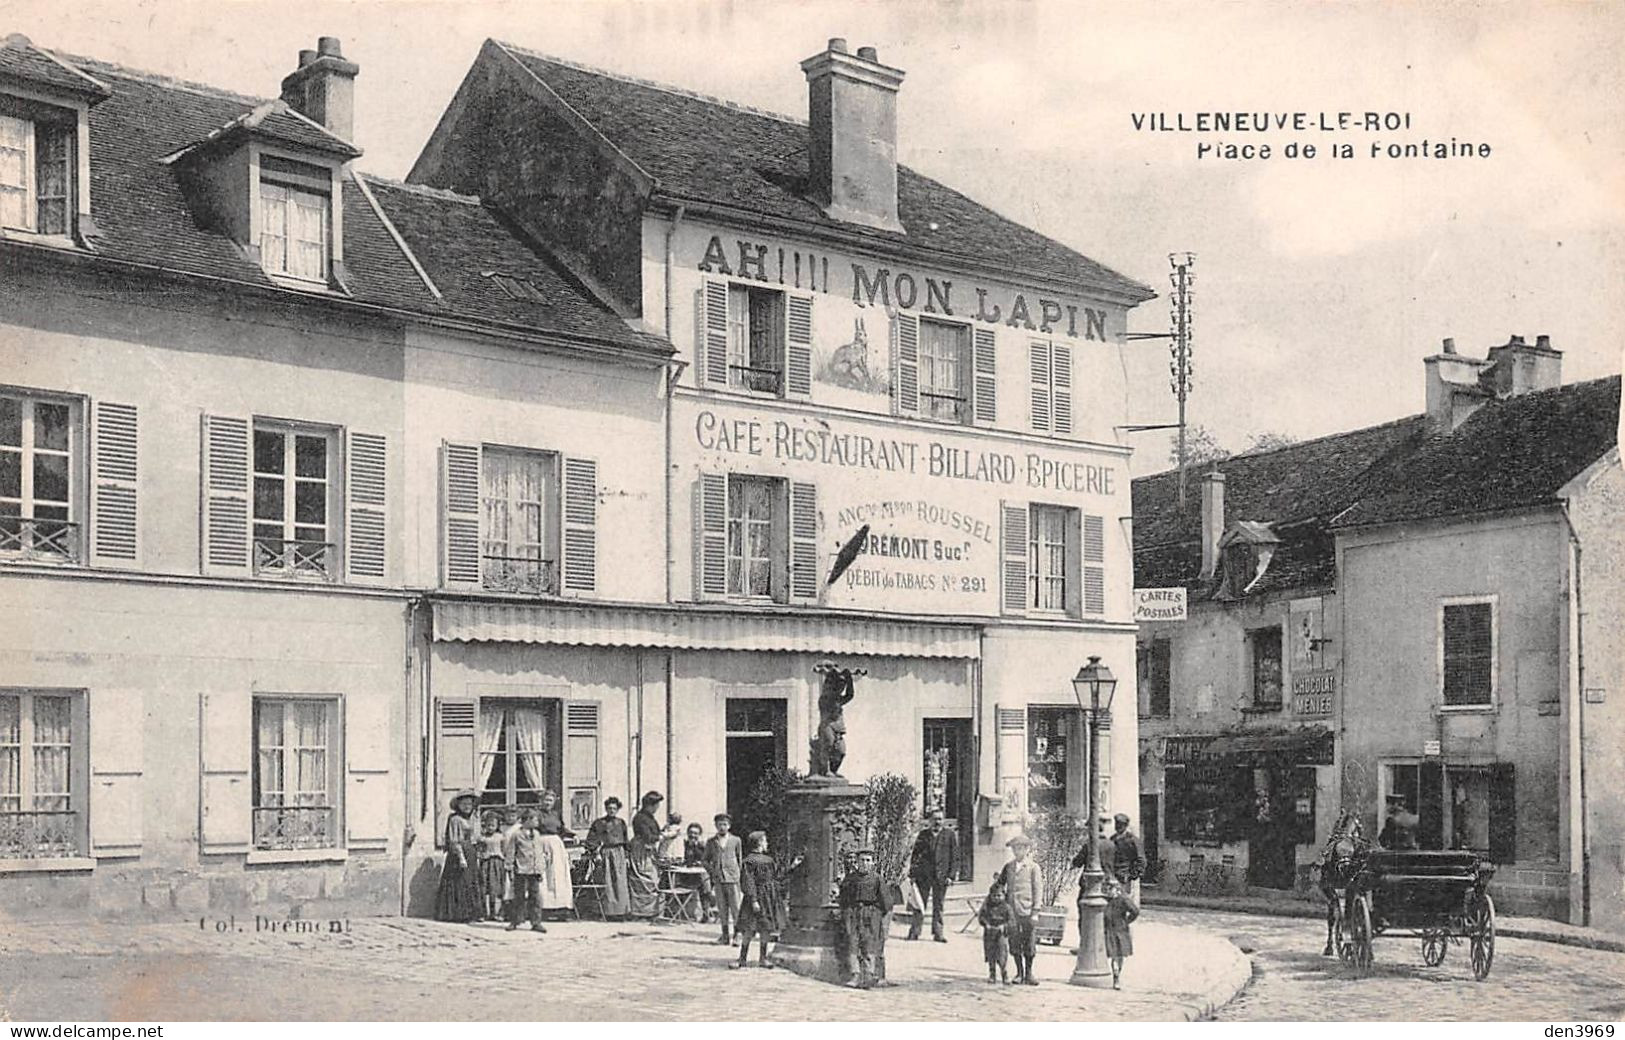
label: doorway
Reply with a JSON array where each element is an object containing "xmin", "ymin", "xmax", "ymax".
[
  {"xmin": 923, "ymin": 717, "xmax": 975, "ymax": 881},
  {"xmin": 725, "ymin": 698, "xmax": 786, "ymax": 837}
]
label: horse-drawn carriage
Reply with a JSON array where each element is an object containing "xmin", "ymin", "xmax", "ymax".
[{"xmin": 1327, "ymin": 848, "xmax": 1497, "ymax": 980}]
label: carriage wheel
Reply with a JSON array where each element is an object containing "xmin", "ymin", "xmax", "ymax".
[
  {"xmin": 1467, "ymin": 891, "xmax": 1495, "ymax": 980},
  {"xmin": 1421, "ymin": 930, "xmax": 1448, "ymax": 967},
  {"xmin": 1350, "ymin": 895, "xmax": 1375, "ymax": 973}
]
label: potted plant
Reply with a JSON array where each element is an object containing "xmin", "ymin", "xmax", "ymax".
[{"xmin": 1028, "ymin": 811, "xmax": 1089, "ymax": 945}]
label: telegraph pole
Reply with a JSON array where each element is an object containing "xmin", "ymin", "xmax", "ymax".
[{"xmin": 1168, "ymin": 253, "xmax": 1195, "ymax": 510}]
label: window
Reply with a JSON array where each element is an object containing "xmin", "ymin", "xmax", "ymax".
[
  {"xmin": 726, "ymin": 285, "xmax": 785, "ymax": 394},
  {"xmin": 727, "ymin": 474, "xmax": 782, "ymax": 599},
  {"xmin": 918, "ymin": 318, "xmax": 969, "ymax": 423},
  {"xmin": 0, "ymin": 392, "xmax": 77, "ymax": 562},
  {"xmin": 258, "ymin": 157, "xmax": 331, "ymax": 283},
  {"xmin": 477, "ymin": 700, "xmax": 559, "ymax": 813},
  {"xmin": 1249, "ymin": 628, "xmax": 1283, "ymax": 710},
  {"xmin": 252, "ymin": 422, "xmax": 339, "ymax": 579},
  {"xmin": 481, "ymin": 448, "xmax": 558, "ymax": 594},
  {"xmin": 1026, "ymin": 706, "xmax": 1078, "ymax": 814},
  {"xmin": 0, "ymin": 112, "xmax": 73, "ymax": 236},
  {"xmin": 1028, "ymin": 504, "xmax": 1074, "ymax": 613},
  {"xmin": 1139, "ymin": 637, "xmax": 1172, "ymax": 718},
  {"xmin": 252, "ymin": 697, "xmax": 337, "ymax": 850},
  {"xmin": 0, "ymin": 690, "xmax": 82, "ymax": 858},
  {"xmin": 1442, "ymin": 600, "xmax": 1494, "ymax": 706}
]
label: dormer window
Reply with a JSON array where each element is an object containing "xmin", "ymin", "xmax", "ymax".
[
  {"xmin": 0, "ymin": 109, "xmax": 74, "ymax": 237},
  {"xmin": 258, "ymin": 156, "xmax": 331, "ymax": 283}
]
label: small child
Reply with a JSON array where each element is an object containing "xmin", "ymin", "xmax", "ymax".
[
  {"xmin": 657, "ymin": 812, "xmax": 685, "ymax": 864},
  {"xmin": 977, "ymin": 877, "xmax": 1013, "ymax": 985},
  {"xmin": 733, "ymin": 831, "xmax": 785, "ymax": 969},
  {"xmin": 1103, "ymin": 877, "xmax": 1140, "ymax": 989},
  {"xmin": 477, "ymin": 813, "xmax": 508, "ymax": 921}
]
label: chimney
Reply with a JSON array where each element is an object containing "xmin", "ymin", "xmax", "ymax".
[
  {"xmin": 1423, "ymin": 337, "xmax": 1492, "ymax": 433},
  {"xmin": 1483, "ymin": 333, "xmax": 1562, "ymax": 398},
  {"xmin": 280, "ymin": 36, "xmax": 359, "ymax": 142},
  {"xmin": 1199, "ymin": 470, "xmax": 1225, "ymax": 581},
  {"xmin": 801, "ymin": 38, "xmax": 906, "ymax": 234}
]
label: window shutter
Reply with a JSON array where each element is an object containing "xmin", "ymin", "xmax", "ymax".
[
  {"xmin": 434, "ymin": 698, "xmax": 477, "ymax": 848},
  {"xmin": 200, "ymin": 414, "xmax": 251, "ymax": 577},
  {"xmin": 892, "ymin": 312, "xmax": 920, "ymax": 415},
  {"xmin": 1001, "ymin": 502, "xmax": 1028, "ymax": 614},
  {"xmin": 1418, "ymin": 759, "xmax": 1444, "ymax": 850},
  {"xmin": 565, "ymin": 701, "xmax": 601, "ymax": 833},
  {"xmin": 971, "ymin": 327, "xmax": 997, "ymax": 426},
  {"xmin": 561, "ymin": 456, "xmax": 598, "ymax": 594},
  {"xmin": 90, "ymin": 401, "xmax": 139, "ymax": 568},
  {"xmin": 346, "ymin": 693, "xmax": 391, "ymax": 850},
  {"xmin": 702, "ymin": 279, "xmax": 730, "ymax": 386},
  {"xmin": 1489, "ymin": 763, "xmax": 1516, "ymax": 864},
  {"xmin": 694, "ymin": 472, "xmax": 727, "ymax": 600},
  {"xmin": 785, "ymin": 293, "xmax": 813, "ymax": 397},
  {"xmin": 1083, "ymin": 513, "xmax": 1106, "ymax": 616},
  {"xmin": 199, "ymin": 690, "xmax": 251, "ymax": 853},
  {"xmin": 345, "ymin": 430, "xmax": 387, "ymax": 583},
  {"xmin": 995, "ymin": 706, "xmax": 1027, "ymax": 816},
  {"xmin": 1051, "ymin": 341, "xmax": 1073, "ymax": 435},
  {"xmin": 789, "ymin": 481, "xmax": 819, "ymax": 602},
  {"xmin": 89, "ymin": 687, "xmax": 144, "ymax": 855},
  {"xmin": 441, "ymin": 441, "xmax": 482, "ymax": 589},
  {"xmin": 1029, "ymin": 340, "xmax": 1052, "ymax": 433}
]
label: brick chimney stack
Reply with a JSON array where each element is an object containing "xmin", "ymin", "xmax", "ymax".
[
  {"xmin": 801, "ymin": 38, "xmax": 906, "ymax": 234},
  {"xmin": 1200, "ymin": 470, "xmax": 1225, "ymax": 580},
  {"xmin": 280, "ymin": 36, "xmax": 359, "ymax": 142}
]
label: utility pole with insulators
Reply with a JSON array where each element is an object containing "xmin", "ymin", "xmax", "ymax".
[{"xmin": 1169, "ymin": 252, "xmax": 1195, "ymax": 511}]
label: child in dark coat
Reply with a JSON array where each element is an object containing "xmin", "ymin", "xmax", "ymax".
[
  {"xmin": 1103, "ymin": 877, "xmax": 1140, "ymax": 989},
  {"xmin": 733, "ymin": 830, "xmax": 786, "ymax": 969},
  {"xmin": 977, "ymin": 876, "xmax": 1013, "ymax": 984}
]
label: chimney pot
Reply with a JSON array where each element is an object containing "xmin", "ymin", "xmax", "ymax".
[
  {"xmin": 298, "ymin": 49, "xmax": 318, "ymax": 68},
  {"xmin": 317, "ymin": 36, "xmax": 343, "ymax": 57},
  {"xmin": 1536, "ymin": 334, "xmax": 1551, "ymax": 350},
  {"xmin": 857, "ymin": 45, "xmax": 878, "ymax": 61},
  {"xmin": 1442, "ymin": 337, "xmax": 1456, "ymax": 354},
  {"xmin": 828, "ymin": 37, "xmax": 848, "ymax": 53},
  {"xmin": 1510, "ymin": 334, "xmax": 1525, "ymax": 345}
]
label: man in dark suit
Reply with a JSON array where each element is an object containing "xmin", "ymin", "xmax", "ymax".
[{"xmin": 905, "ymin": 809, "xmax": 959, "ymax": 942}]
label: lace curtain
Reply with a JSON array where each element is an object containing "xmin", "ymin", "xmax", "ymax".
[
  {"xmin": 477, "ymin": 703, "xmax": 503, "ymax": 797},
  {"xmin": 511, "ymin": 707, "xmax": 548, "ymax": 793}
]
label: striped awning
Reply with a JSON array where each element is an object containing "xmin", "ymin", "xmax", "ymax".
[{"xmin": 431, "ymin": 600, "xmax": 982, "ymax": 659}]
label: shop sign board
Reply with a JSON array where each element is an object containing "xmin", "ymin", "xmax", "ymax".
[
  {"xmin": 1133, "ymin": 587, "xmax": 1187, "ymax": 621},
  {"xmin": 1291, "ymin": 669, "xmax": 1336, "ymax": 718},
  {"xmin": 1423, "ymin": 739, "xmax": 1442, "ymax": 757}
]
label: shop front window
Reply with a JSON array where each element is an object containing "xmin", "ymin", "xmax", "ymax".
[{"xmin": 1025, "ymin": 706, "xmax": 1078, "ymax": 814}]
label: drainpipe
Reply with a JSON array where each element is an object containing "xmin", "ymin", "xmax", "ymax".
[
  {"xmin": 399, "ymin": 595, "xmax": 425, "ymax": 917},
  {"xmin": 1563, "ymin": 506, "xmax": 1590, "ymax": 924},
  {"xmin": 663, "ymin": 205, "xmax": 687, "ymax": 605}
]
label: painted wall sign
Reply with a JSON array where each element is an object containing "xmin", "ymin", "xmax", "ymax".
[
  {"xmin": 695, "ymin": 234, "xmax": 1111, "ymax": 341},
  {"xmin": 1134, "ymin": 587, "xmax": 1188, "ymax": 621},
  {"xmin": 693, "ymin": 408, "xmax": 1118, "ymax": 495},
  {"xmin": 1291, "ymin": 669, "xmax": 1336, "ymax": 718},
  {"xmin": 825, "ymin": 498, "xmax": 994, "ymax": 611},
  {"xmin": 1289, "ymin": 596, "xmax": 1325, "ymax": 671}
]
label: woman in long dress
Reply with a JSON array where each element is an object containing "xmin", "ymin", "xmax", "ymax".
[
  {"xmin": 434, "ymin": 790, "xmax": 483, "ymax": 923},
  {"xmin": 627, "ymin": 791, "xmax": 665, "ymax": 920},
  {"xmin": 585, "ymin": 796, "xmax": 632, "ymax": 919},
  {"xmin": 535, "ymin": 788, "xmax": 576, "ymax": 916}
]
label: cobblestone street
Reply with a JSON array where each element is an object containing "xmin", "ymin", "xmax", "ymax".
[
  {"xmin": 1158, "ymin": 909, "xmax": 1625, "ymax": 1022},
  {"xmin": 0, "ymin": 908, "xmax": 1617, "ymax": 1021},
  {"xmin": 0, "ymin": 912, "xmax": 1242, "ymax": 1022}
]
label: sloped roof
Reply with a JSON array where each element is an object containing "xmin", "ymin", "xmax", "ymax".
[
  {"xmin": 1131, "ymin": 376, "xmax": 1622, "ymax": 596},
  {"xmin": 0, "ymin": 34, "xmax": 111, "ymax": 100},
  {"xmin": 492, "ymin": 42, "xmax": 1154, "ymax": 303},
  {"xmin": 168, "ymin": 99, "xmax": 362, "ymax": 160},
  {"xmin": 2, "ymin": 47, "xmax": 667, "ymax": 358},
  {"xmin": 1333, "ymin": 375, "xmax": 1621, "ymax": 528}
]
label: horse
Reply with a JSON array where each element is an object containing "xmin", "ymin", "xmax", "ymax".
[{"xmin": 1315, "ymin": 808, "xmax": 1371, "ymax": 956}]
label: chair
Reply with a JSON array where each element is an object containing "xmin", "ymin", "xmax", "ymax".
[{"xmin": 658, "ymin": 865, "xmax": 706, "ymax": 924}]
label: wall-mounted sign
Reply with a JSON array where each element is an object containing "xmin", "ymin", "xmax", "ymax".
[
  {"xmin": 1291, "ymin": 669, "xmax": 1336, "ymax": 718},
  {"xmin": 1289, "ymin": 597, "xmax": 1325, "ymax": 671},
  {"xmin": 1133, "ymin": 587, "xmax": 1187, "ymax": 621},
  {"xmin": 1423, "ymin": 739, "xmax": 1441, "ymax": 757}
]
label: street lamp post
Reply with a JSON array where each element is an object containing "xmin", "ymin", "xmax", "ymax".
[{"xmin": 1069, "ymin": 655, "xmax": 1117, "ymax": 988}]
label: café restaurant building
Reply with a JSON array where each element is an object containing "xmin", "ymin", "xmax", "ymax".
[{"xmin": 410, "ymin": 36, "xmax": 1156, "ymax": 887}]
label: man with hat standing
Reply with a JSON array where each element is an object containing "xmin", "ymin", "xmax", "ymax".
[
  {"xmin": 838, "ymin": 845, "xmax": 894, "ymax": 989},
  {"xmin": 905, "ymin": 809, "xmax": 959, "ymax": 942},
  {"xmin": 999, "ymin": 833, "xmax": 1043, "ymax": 985}
]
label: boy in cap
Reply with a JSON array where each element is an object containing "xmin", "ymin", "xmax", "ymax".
[
  {"xmin": 838, "ymin": 845, "xmax": 894, "ymax": 988},
  {"xmin": 1000, "ymin": 833, "xmax": 1043, "ymax": 985},
  {"xmin": 705, "ymin": 813, "xmax": 743, "ymax": 944}
]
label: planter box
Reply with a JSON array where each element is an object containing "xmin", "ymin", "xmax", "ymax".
[{"xmin": 1035, "ymin": 904, "xmax": 1068, "ymax": 945}]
